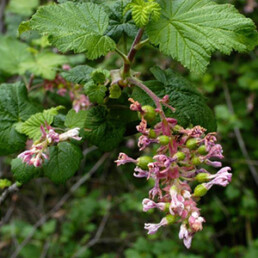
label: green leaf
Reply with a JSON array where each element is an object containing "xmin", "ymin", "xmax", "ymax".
[
  {"xmin": 132, "ymin": 67, "xmax": 217, "ymax": 132},
  {"xmin": 0, "ymin": 36, "xmax": 33, "ymax": 75},
  {"xmin": 84, "ymin": 81, "xmax": 107, "ymax": 104},
  {"xmin": 30, "ymin": 2, "xmax": 116, "ymax": 59},
  {"xmin": 106, "ymin": 0, "xmax": 138, "ymax": 41},
  {"xmin": 0, "ymin": 82, "xmax": 39, "ymax": 155},
  {"xmin": 91, "ymin": 69, "xmax": 110, "ymax": 84},
  {"xmin": 61, "ymin": 65, "xmax": 94, "ymax": 84},
  {"xmin": 125, "ymin": 0, "xmax": 161, "ymax": 27},
  {"xmin": 65, "ymin": 109, "xmax": 87, "ymax": 129},
  {"xmin": 146, "ymin": 0, "xmax": 258, "ymax": 74},
  {"xmin": 19, "ymin": 106, "xmax": 64, "ymax": 141},
  {"xmin": 43, "ymin": 142, "xmax": 82, "ymax": 184},
  {"xmin": 7, "ymin": 0, "xmax": 39, "ymax": 16},
  {"xmin": 84, "ymin": 106, "xmax": 126, "ymax": 151},
  {"xmin": 11, "ymin": 158, "xmax": 42, "ymax": 184},
  {"xmin": 20, "ymin": 51, "xmax": 68, "ymax": 80}
]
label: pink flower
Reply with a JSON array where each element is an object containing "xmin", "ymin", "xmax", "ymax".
[
  {"xmin": 169, "ymin": 187, "xmax": 185, "ymax": 216},
  {"xmin": 59, "ymin": 128, "xmax": 82, "ymax": 141},
  {"xmin": 188, "ymin": 212, "xmax": 205, "ymax": 232},
  {"xmin": 138, "ymin": 135, "xmax": 157, "ymax": 151},
  {"xmin": 115, "ymin": 153, "xmax": 137, "ymax": 166},
  {"xmin": 73, "ymin": 95, "xmax": 90, "ymax": 113},
  {"xmin": 142, "ymin": 198, "xmax": 166, "ymax": 212},
  {"xmin": 47, "ymin": 129, "xmax": 60, "ymax": 143},
  {"xmin": 205, "ymin": 167, "xmax": 232, "ymax": 189},
  {"xmin": 179, "ymin": 224, "xmax": 192, "ymax": 249},
  {"xmin": 144, "ymin": 217, "xmax": 169, "ymax": 234},
  {"xmin": 128, "ymin": 98, "xmax": 142, "ymax": 112},
  {"xmin": 136, "ymin": 119, "xmax": 148, "ymax": 135},
  {"xmin": 133, "ymin": 167, "xmax": 149, "ymax": 178}
]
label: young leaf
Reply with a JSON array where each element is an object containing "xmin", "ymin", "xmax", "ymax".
[
  {"xmin": 11, "ymin": 158, "xmax": 42, "ymax": 184},
  {"xmin": 125, "ymin": 0, "xmax": 161, "ymax": 27},
  {"xmin": 0, "ymin": 36, "xmax": 33, "ymax": 76},
  {"xmin": 30, "ymin": 2, "xmax": 116, "ymax": 59},
  {"xmin": 146, "ymin": 0, "xmax": 258, "ymax": 74},
  {"xmin": 84, "ymin": 106, "xmax": 126, "ymax": 151},
  {"xmin": 132, "ymin": 67, "xmax": 217, "ymax": 132},
  {"xmin": 43, "ymin": 142, "xmax": 82, "ymax": 184},
  {"xmin": 65, "ymin": 109, "xmax": 87, "ymax": 129},
  {"xmin": 61, "ymin": 65, "xmax": 94, "ymax": 84},
  {"xmin": 20, "ymin": 51, "xmax": 68, "ymax": 80},
  {"xmin": 84, "ymin": 81, "xmax": 107, "ymax": 104},
  {"xmin": 0, "ymin": 82, "xmax": 39, "ymax": 155},
  {"xmin": 106, "ymin": 0, "xmax": 138, "ymax": 41},
  {"xmin": 19, "ymin": 106, "xmax": 64, "ymax": 141}
]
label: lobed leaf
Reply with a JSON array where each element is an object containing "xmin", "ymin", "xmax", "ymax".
[
  {"xmin": 0, "ymin": 82, "xmax": 39, "ymax": 155},
  {"xmin": 84, "ymin": 106, "xmax": 126, "ymax": 151},
  {"xmin": 146, "ymin": 0, "xmax": 258, "ymax": 74},
  {"xmin": 0, "ymin": 36, "xmax": 33, "ymax": 76},
  {"xmin": 20, "ymin": 51, "xmax": 68, "ymax": 80},
  {"xmin": 30, "ymin": 2, "xmax": 116, "ymax": 59},
  {"xmin": 65, "ymin": 109, "xmax": 87, "ymax": 129},
  {"xmin": 43, "ymin": 142, "xmax": 82, "ymax": 184},
  {"xmin": 11, "ymin": 158, "xmax": 42, "ymax": 184},
  {"xmin": 19, "ymin": 106, "xmax": 64, "ymax": 141},
  {"xmin": 61, "ymin": 65, "xmax": 94, "ymax": 84},
  {"xmin": 84, "ymin": 81, "xmax": 107, "ymax": 104}
]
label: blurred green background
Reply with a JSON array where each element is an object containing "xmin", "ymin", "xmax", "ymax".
[{"xmin": 0, "ymin": 0, "xmax": 257, "ymax": 257}]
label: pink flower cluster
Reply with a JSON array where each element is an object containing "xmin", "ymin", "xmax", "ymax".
[
  {"xmin": 115, "ymin": 98, "xmax": 232, "ymax": 248},
  {"xmin": 18, "ymin": 124, "xmax": 81, "ymax": 167},
  {"xmin": 44, "ymin": 68, "xmax": 90, "ymax": 113}
]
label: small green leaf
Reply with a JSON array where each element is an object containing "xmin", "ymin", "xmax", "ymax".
[
  {"xmin": 19, "ymin": 106, "xmax": 64, "ymax": 141},
  {"xmin": 20, "ymin": 51, "xmax": 68, "ymax": 80},
  {"xmin": 125, "ymin": 0, "xmax": 161, "ymax": 27},
  {"xmin": 43, "ymin": 142, "xmax": 82, "ymax": 184},
  {"xmin": 0, "ymin": 82, "xmax": 39, "ymax": 155},
  {"xmin": 18, "ymin": 21, "xmax": 31, "ymax": 36},
  {"xmin": 146, "ymin": 0, "xmax": 258, "ymax": 74},
  {"xmin": 132, "ymin": 67, "xmax": 217, "ymax": 132},
  {"xmin": 0, "ymin": 36, "xmax": 33, "ymax": 75},
  {"xmin": 65, "ymin": 109, "xmax": 87, "ymax": 129},
  {"xmin": 61, "ymin": 65, "xmax": 94, "ymax": 84},
  {"xmin": 84, "ymin": 81, "xmax": 107, "ymax": 104},
  {"xmin": 84, "ymin": 106, "xmax": 126, "ymax": 151},
  {"xmin": 91, "ymin": 69, "xmax": 110, "ymax": 84},
  {"xmin": 11, "ymin": 158, "xmax": 42, "ymax": 184},
  {"xmin": 106, "ymin": 0, "xmax": 138, "ymax": 41},
  {"xmin": 30, "ymin": 2, "xmax": 116, "ymax": 59}
]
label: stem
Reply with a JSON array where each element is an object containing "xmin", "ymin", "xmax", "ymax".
[
  {"xmin": 115, "ymin": 48, "xmax": 130, "ymax": 64},
  {"xmin": 128, "ymin": 77, "xmax": 162, "ymax": 111},
  {"xmin": 123, "ymin": 28, "xmax": 145, "ymax": 77}
]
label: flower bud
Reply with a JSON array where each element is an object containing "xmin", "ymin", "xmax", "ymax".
[
  {"xmin": 193, "ymin": 184, "xmax": 208, "ymax": 197},
  {"xmin": 166, "ymin": 214, "xmax": 176, "ymax": 224},
  {"xmin": 158, "ymin": 135, "xmax": 170, "ymax": 145},
  {"xmin": 191, "ymin": 156, "xmax": 201, "ymax": 166},
  {"xmin": 186, "ymin": 138, "xmax": 198, "ymax": 150},
  {"xmin": 195, "ymin": 173, "xmax": 209, "ymax": 183},
  {"xmin": 137, "ymin": 156, "xmax": 154, "ymax": 170},
  {"xmin": 173, "ymin": 151, "xmax": 186, "ymax": 161},
  {"xmin": 141, "ymin": 105, "xmax": 156, "ymax": 123},
  {"xmin": 148, "ymin": 129, "xmax": 157, "ymax": 139},
  {"xmin": 197, "ymin": 145, "xmax": 208, "ymax": 155}
]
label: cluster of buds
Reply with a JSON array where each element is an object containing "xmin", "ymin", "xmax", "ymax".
[
  {"xmin": 44, "ymin": 65, "xmax": 90, "ymax": 113},
  {"xmin": 18, "ymin": 124, "xmax": 81, "ymax": 168},
  {"xmin": 115, "ymin": 97, "xmax": 232, "ymax": 248}
]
